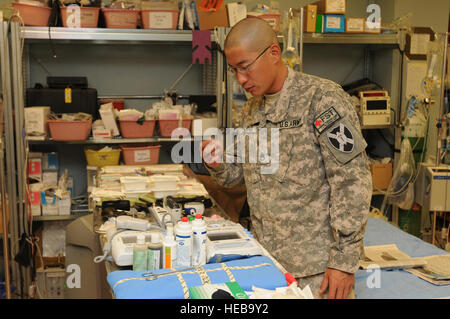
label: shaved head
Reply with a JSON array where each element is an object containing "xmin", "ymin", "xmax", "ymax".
[{"xmin": 225, "ymin": 17, "xmax": 278, "ymax": 53}]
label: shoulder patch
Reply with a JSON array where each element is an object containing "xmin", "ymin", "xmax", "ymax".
[
  {"xmin": 314, "ymin": 107, "xmax": 341, "ymax": 134},
  {"xmin": 319, "ymin": 117, "xmax": 366, "ymax": 165}
]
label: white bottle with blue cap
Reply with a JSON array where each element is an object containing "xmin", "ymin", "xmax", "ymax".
[
  {"xmin": 192, "ymin": 214, "xmax": 207, "ymax": 266},
  {"xmin": 175, "ymin": 217, "xmax": 193, "ymax": 267}
]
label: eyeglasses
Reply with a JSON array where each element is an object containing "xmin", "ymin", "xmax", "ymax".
[{"xmin": 227, "ymin": 45, "xmax": 271, "ymax": 75}]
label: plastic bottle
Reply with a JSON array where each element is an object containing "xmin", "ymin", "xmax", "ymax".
[
  {"xmin": 175, "ymin": 217, "xmax": 193, "ymax": 267},
  {"xmin": 163, "ymin": 224, "xmax": 177, "ymax": 269},
  {"xmin": 132, "ymin": 234, "xmax": 147, "ymax": 272},
  {"xmin": 192, "ymin": 214, "xmax": 207, "ymax": 266},
  {"xmin": 147, "ymin": 233, "xmax": 163, "ymax": 270}
]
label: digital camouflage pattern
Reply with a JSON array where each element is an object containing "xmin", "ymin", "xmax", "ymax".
[{"xmin": 207, "ymin": 68, "xmax": 372, "ymax": 278}]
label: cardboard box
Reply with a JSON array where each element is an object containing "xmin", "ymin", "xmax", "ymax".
[
  {"xmin": 365, "ymin": 17, "xmax": 381, "ymax": 34},
  {"xmin": 303, "ymin": 5, "xmax": 317, "ymax": 33},
  {"xmin": 28, "ymin": 153, "xmax": 43, "ymax": 182},
  {"xmin": 246, "ymin": 12, "xmax": 281, "ymax": 32},
  {"xmin": 43, "ymin": 152, "xmax": 58, "ymax": 171},
  {"xmin": 370, "ymin": 162, "xmax": 392, "ymax": 190},
  {"xmin": 41, "ymin": 190, "xmax": 58, "ymax": 216},
  {"xmin": 30, "ymin": 183, "xmax": 43, "ymax": 216},
  {"xmin": 25, "ymin": 106, "xmax": 51, "ymax": 137},
  {"xmin": 324, "ymin": 14, "xmax": 345, "ymax": 33},
  {"xmin": 43, "ymin": 171, "xmax": 59, "ymax": 187},
  {"xmin": 99, "ymin": 103, "xmax": 120, "ymax": 136},
  {"xmin": 58, "ymin": 194, "xmax": 71, "ymax": 216},
  {"xmin": 346, "ymin": 18, "xmax": 365, "ymax": 33},
  {"xmin": 227, "ymin": 2, "xmax": 246, "ymax": 27},
  {"xmin": 315, "ymin": 0, "xmax": 346, "ymax": 14},
  {"xmin": 195, "ymin": 0, "xmax": 229, "ymax": 30},
  {"xmin": 316, "ymin": 13, "xmax": 324, "ymax": 33},
  {"xmin": 141, "ymin": 0, "xmax": 178, "ymax": 10}
]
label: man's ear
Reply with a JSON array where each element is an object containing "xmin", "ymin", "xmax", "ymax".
[{"xmin": 268, "ymin": 43, "xmax": 281, "ymax": 63}]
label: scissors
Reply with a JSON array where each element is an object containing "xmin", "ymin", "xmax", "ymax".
[{"xmin": 142, "ymin": 267, "xmax": 195, "ymax": 281}]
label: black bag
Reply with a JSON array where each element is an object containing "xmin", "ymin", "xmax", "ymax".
[{"xmin": 26, "ymin": 86, "xmax": 99, "ymax": 119}]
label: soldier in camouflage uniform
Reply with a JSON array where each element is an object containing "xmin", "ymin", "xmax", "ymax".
[{"xmin": 201, "ymin": 18, "xmax": 372, "ymax": 299}]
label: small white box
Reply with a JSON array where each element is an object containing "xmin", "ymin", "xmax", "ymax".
[
  {"xmin": 43, "ymin": 171, "xmax": 58, "ymax": 187},
  {"xmin": 87, "ymin": 166, "xmax": 98, "ymax": 193},
  {"xmin": 41, "ymin": 191, "xmax": 58, "ymax": 216},
  {"xmin": 93, "ymin": 127, "xmax": 112, "ymax": 140},
  {"xmin": 30, "ymin": 183, "xmax": 43, "ymax": 216},
  {"xmin": 99, "ymin": 103, "xmax": 120, "ymax": 136},
  {"xmin": 25, "ymin": 107, "xmax": 51, "ymax": 137},
  {"xmin": 58, "ymin": 195, "xmax": 71, "ymax": 216}
]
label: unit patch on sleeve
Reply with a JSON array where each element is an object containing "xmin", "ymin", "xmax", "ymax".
[
  {"xmin": 327, "ymin": 123, "xmax": 354, "ymax": 153},
  {"xmin": 318, "ymin": 117, "xmax": 367, "ymax": 164},
  {"xmin": 314, "ymin": 107, "xmax": 341, "ymax": 134}
]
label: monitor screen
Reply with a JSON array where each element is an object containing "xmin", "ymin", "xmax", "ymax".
[{"xmin": 366, "ymin": 100, "xmax": 388, "ymax": 111}]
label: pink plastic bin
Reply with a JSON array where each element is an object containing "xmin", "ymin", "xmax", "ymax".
[
  {"xmin": 102, "ymin": 8, "xmax": 140, "ymax": 29},
  {"xmin": 48, "ymin": 119, "xmax": 92, "ymax": 141},
  {"xmin": 158, "ymin": 119, "xmax": 192, "ymax": 137},
  {"xmin": 119, "ymin": 119, "xmax": 156, "ymax": 138},
  {"xmin": 12, "ymin": 2, "xmax": 51, "ymax": 26},
  {"xmin": 60, "ymin": 6, "xmax": 100, "ymax": 28},
  {"xmin": 141, "ymin": 9, "xmax": 179, "ymax": 29},
  {"xmin": 121, "ymin": 144, "xmax": 161, "ymax": 165}
]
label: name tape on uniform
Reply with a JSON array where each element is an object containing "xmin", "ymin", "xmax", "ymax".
[
  {"xmin": 278, "ymin": 118, "xmax": 302, "ymax": 129},
  {"xmin": 314, "ymin": 107, "xmax": 341, "ymax": 134}
]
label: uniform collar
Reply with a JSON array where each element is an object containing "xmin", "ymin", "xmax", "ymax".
[
  {"xmin": 265, "ymin": 67, "xmax": 296, "ymax": 124},
  {"xmin": 243, "ymin": 67, "xmax": 296, "ymax": 127}
]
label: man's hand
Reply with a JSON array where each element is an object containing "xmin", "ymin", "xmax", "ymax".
[
  {"xmin": 319, "ymin": 268, "xmax": 354, "ymax": 299},
  {"xmin": 201, "ymin": 139, "xmax": 223, "ymax": 169}
]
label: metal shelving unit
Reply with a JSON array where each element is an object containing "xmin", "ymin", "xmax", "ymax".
[
  {"xmin": 3, "ymin": 23, "xmax": 228, "ymax": 297},
  {"xmin": 21, "ymin": 26, "xmax": 216, "ymax": 43}
]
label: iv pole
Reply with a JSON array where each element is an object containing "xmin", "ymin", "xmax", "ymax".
[{"xmin": 1, "ymin": 106, "xmax": 11, "ymax": 299}]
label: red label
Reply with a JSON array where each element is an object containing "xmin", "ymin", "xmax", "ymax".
[{"xmin": 314, "ymin": 119, "xmax": 322, "ymax": 128}]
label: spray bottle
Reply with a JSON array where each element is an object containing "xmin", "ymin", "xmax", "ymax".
[
  {"xmin": 192, "ymin": 214, "xmax": 207, "ymax": 266},
  {"xmin": 175, "ymin": 217, "xmax": 193, "ymax": 267},
  {"xmin": 147, "ymin": 233, "xmax": 163, "ymax": 270},
  {"xmin": 132, "ymin": 234, "xmax": 147, "ymax": 272},
  {"xmin": 163, "ymin": 223, "xmax": 177, "ymax": 269}
]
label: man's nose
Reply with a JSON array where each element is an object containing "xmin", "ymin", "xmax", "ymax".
[{"xmin": 236, "ymin": 72, "xmax": 248, "ymax": 86}]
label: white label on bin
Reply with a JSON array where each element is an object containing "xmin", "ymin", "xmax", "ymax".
[
  {"xmin": 326, "ymin": 16, "xmax": 341, "ymax": 29},
  {"xmin": 134, "ymin": 150, "xmax": 151, "ymax": 162},
  {"xmin": 149, "ymin": 12, "xmax": 172, "ymax": 29}
]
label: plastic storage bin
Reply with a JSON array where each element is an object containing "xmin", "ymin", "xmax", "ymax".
[
  {"xmin": 102, "ymin": 8, "xmax": 140, "ymax": 29},
  {"xmin": 84, "ymin": 147, "xmax": 121, "ymax": 167},
  {"xmin": 60, "ymin": 6, "xmax": 100, "ymax": 28},
  {"xmin": 121, "ymin": 144, "xmax": 161, "ymax": 165},
  {"xmin": 141, "ymin": 9, "xmax": 179, "ymax": 29},
  {"xmin": 48, "ymin": 119, "xmax": 92, "ymax": 141},
  {"xmin": 119, "ymin": 119, "xmax": 156, "ymax": 138},
  {"xmin": 158, "ymin": 119, "xmax": 192, "ymax": 137},
  {"xmin": 12, "ymin": 2, "xmax": 52, "ymax": 26}
]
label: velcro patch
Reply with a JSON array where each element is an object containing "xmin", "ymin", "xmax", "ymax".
[{"xmin": 314, "ymin": 107, "xmax": 341, "ymax": 134}]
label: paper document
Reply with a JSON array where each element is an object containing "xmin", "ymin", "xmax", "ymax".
[
  {"xmin": 360, "ymin": 244, "xmax": 427, "ymax": 269},
  {"xmin": 406, "ymin": 255, "xmax": 450, "ymax": 286}
]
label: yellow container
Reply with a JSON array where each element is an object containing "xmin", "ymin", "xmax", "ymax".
[{"xmin": 84, "ymin": 147, "xmax": 121, "ymax": 167}]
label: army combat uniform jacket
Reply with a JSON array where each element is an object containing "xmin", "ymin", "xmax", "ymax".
[{"xmin": 207, "ymin": 67, "xmax": 372, "ymax": 278}]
